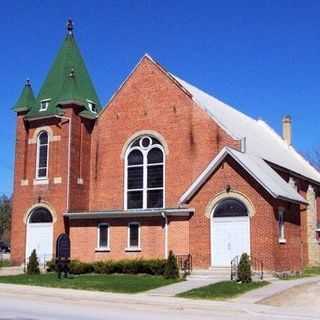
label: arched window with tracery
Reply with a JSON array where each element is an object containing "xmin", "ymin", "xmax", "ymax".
[
  {"xmin": 125, "ymin": 136, "xmax": 164, "ymax": 209},
  {"xmin": 36, "ymin": 131, "xmax": 49, "ymax": 179}
]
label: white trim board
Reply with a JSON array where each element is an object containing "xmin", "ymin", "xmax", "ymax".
[{"xmin": 179, "ymin": 147, "xmax": 307, "ymax": 205}]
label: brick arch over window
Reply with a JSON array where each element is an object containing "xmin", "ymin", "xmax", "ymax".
[
  {"xmin": 28, "ymin": 126, "xmax": 61, "ymax": 144},
  {"xmin": 120, "ymin": 130, "xmax": 169, "ymax": 159},
  {"xmin": 205, "ymin": 190, "xmax": 255, "ymax": 218}
]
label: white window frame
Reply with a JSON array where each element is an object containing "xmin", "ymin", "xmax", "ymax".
[
  {"xmin": 126, "ymin": 222, "xmax": 141, "ymax": 251},
  {"xmin": 124, "ymin": 136, "xmax": 165, "ymax": 210},
  {"xmin": 87, "ymin": 99, "xmax": 97, "ymax": 113},
  {"xmin": 36, "ymin": 131, "xmax": 49, "ymax": 180},
  {"xmin": 40, "ymin": 99, "xmax": 51, "ymax": 112},
  {"xmin": 278, "ymin": 207, "xmax": 286, "ymax": 243},
  {"xmin": 96, "ymin": 223, "xmax": 110, "ymax": 251}
]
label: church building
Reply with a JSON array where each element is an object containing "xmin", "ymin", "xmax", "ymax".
[{"xmin": 11, "ymin": 21, "xmax": 320, "ymax": 271}]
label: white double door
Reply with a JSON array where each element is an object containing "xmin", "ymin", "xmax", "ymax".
[
  {"xmin": 26, "ymin": 223, "xmax": 53, "ymax": 264},
  {"xmin": 212, "ymin": 216, "xmax": 250, "ymax": 267}
]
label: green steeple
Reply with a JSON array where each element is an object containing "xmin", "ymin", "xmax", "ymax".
[
  {"xmin": 25, "ymin": 19, "xmax": 101, "ymax": 119},
  {"xmin": 13, "ymin": 79, "xmax": 37, "ymax": 113}
]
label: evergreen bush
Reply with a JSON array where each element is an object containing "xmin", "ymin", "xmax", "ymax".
[
  {"xmin": 69, "ymin": 260, "xmax": 93, "ymax": 274},
  {"xmin": 46, "ymin": 259, "xmax": 57, "ymax": 272},
  {"xmin": 164, "ymin": 251, "xmax": 179, "ymax": 279},
  {"xmin": 66, "ymin": 259, "xmax": 167, "ymax": 275},
  {"xmin": 237, "ymin": 253, "xmax": 252, "ymax": 283},
  {"xmin": 27, "ymin": 249, "xmax": 40, "ymax": 275}
]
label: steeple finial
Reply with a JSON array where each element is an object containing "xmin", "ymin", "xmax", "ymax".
[
  {"xmin": 67, "ymin": 18, "xmax": 74, "ymax": 35},
  {"xmin": 25, "ymin": 78, "xmax": 31, "ymax": 86}
]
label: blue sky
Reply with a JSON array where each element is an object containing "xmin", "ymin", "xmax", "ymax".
[{"xmin": 1, "ymin": 1, "xmax": 320, "ymax": 196}]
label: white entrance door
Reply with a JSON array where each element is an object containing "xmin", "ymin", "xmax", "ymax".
[
  {"xmin": 26, "ymin": 223, "xmax": 53, "ymax": 265},
  {"xmin": 212, "ymin": 216, "xmax": 250, "ymax": 267}
]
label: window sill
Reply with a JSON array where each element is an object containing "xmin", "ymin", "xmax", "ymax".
[
  {"xmin": 125, "ymin": 247, "xmax": 141, "ymax": 252},
  {"xmin": 33, "ymin": 178, "xmax": 49, "ymax": 185},
  {"xmin": 278, "ymin": 238, "xmax": 287, "ymax": 244},
  {"xmin": 95, "ymin": 248, "xmax": 110, "ymax": 252}
]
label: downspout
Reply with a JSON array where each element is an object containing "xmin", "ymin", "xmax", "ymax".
[
  {"xmin": 161, "ymin": 212, "xmax": 168, "ymax": 259},
  {"xmin": 55, "ymin": 115, "xmax": 72, "ymax": 212}
]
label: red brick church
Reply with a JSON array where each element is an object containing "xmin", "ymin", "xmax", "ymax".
[{"xmin": 11, "ymin": 21, "xmax": 320, "ymax": 271}]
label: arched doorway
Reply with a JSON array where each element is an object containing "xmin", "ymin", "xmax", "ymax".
[
  {"xmin": 211, "ymin": 198, "xmax": 250, "ymax": 267},
  {"xmin": 26, "ymin": 207, "xmax": 53, "ymax": 264}
]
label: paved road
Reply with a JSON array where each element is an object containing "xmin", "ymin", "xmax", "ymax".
[{"xmin": 1, "ymin": 285, "xmax": 320, "ymax": 320}]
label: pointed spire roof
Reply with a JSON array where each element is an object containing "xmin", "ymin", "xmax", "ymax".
[
  {"xmin": 25, "ymin": 19, "xmax": 100, "ymax": 119},
  {"xmin": 13, "ymin": 79, "xmax": 37, "ymax": 113}
]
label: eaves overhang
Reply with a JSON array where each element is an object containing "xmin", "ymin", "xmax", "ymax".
[
  {"xmin": 179, "ymin": 147, "xmax": 308, "ymax": 206},
  {"xmin": 64, "ymin": 207, "xmax": 194, "ymax": 220}
]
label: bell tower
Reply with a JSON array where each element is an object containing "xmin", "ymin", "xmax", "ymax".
[{"xmin": 11, "ymin": 20, "xmax": 100, "ymax": 265}]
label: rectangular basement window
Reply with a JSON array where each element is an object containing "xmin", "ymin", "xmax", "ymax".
[
  {"xmin": 126, "ymin": 222, "xmax": 141, "ymax": 251},
  {"xmin": 96, "ymin": 223, "xmax": 110, "ymax": 251}
]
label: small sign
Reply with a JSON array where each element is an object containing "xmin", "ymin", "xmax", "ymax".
[{"xmin": 56, "ymin": 233, "xmax": 70, "ymax": 259}]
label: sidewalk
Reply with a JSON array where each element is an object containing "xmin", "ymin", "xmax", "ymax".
[
  {"xmin": 1, "ymin": 282, "xmax": 320, "ymax": 319},
  {"xmin": 232, "ymin": 275, "xmax": 320, "ymax": 304},
  {"xmin": 144, "ymin": 278, "xmax": 221, "ymax": 296}
]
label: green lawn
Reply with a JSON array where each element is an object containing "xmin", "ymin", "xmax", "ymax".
[
  {"xmin": 278, "ymin": 266, "xmax": 320, "ymax": 280},
  {"xmin": 177, "ymin": 281, "xmax": 269, "ymax": 300},
  {"xmin": 0, "ymin": 273, "xmax": 180, "ymax": 293},
  {"xmin": 303, "ymin": 266, "xmax": 320, "ymax": 276}
]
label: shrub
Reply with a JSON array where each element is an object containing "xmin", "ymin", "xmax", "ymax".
[
  {"xmin": 93, "ymin": 260, "xmax": 115, "ymax": 274},
  {"xmin": 141, "ymin": 259, "xmax": 166, "ymax": 275},
  {"xmin": 164, "ymin": 251, "xmax": 179, "ymax": 279},
  {"xmin": 0, "ymin": 259, "xmax": 10, "ymax": 268},
  {"xmin": 237, "ymin": 253, "xmax": 252, "ymax": 283},
  {"xmin": 27, "ymin": 249, "xmax": 40, "ymax": 275},
  {"xmin": 46, "ymin": 259, "xmax": 57, "ymax": 272},
  {"xmin": 70, "ymin": 259, "xmax": 167, "ymax": 275},
  {"xmin": 69, "ymin": 260, "xmax": 93, "ymax": 274}
]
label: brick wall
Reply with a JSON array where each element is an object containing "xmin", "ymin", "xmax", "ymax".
[
  {"xmin": 89, "ymin": 56, "xmax": 239, "ymax": 211},
  {"xmin": 69, "ymin": 216, "xmax": 189, "ymax": 262},
  {"xmin": 188, "ymin": 156, "xmax": 304, "ymax": 271},
  {"xmin": 10, "ymin": 107, "xmax": 93, "ymax": 265}
]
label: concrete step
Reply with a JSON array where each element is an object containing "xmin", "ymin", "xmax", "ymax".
[
  {"xmin": 187, "ymin": 268, "xmax": 231, "ymax": 281},
  {"xmin": 191, "ymin": 267, "xmax": 231, "ymax": 274},
  {"xmin": 187, "ymin": 268, "xmax": 276, "ymax": 282}
]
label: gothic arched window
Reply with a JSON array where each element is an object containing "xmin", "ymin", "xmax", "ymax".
[
  {"xmin": 125, "ymin": 136, "xmax": 164, "ymax": 209},
  {"xmin": 36, "ymin": 131, "xmax": 49, "ymax": 179}
]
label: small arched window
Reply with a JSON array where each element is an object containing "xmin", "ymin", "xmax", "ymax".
[
  {"xmin": 29, "ymin": 207, "xmax": 53, "ymax": 223},
  {"xmin": 125, "ymin": 136, "xmax": 164, "ymax": 209},
  {"xmin": 214, "ymin": 198, "xmax": 248, "ymax": 218},
  {"xmin": 36, "ymin": 131, "xmax": 49, "ymax": 179}
]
